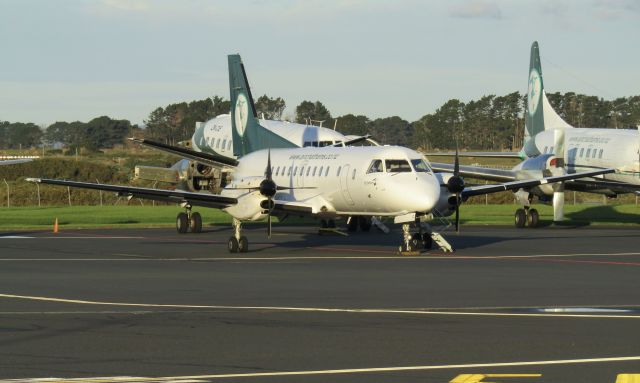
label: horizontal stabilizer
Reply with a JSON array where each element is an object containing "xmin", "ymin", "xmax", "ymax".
[{"xmin": 129, "ymin": 138, "xmax": 239, "ymax": 167}]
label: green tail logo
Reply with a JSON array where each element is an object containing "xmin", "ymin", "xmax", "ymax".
[{"xmin": 228, "ymin": 54, "xmax": 297, "ymax": 157}]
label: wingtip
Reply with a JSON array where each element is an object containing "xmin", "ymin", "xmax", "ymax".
[{"xmin": 25, "ymin": 177, "xmax": 41, "ymax": 183}]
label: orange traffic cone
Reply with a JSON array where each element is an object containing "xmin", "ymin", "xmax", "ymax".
[{"xmin": 53, "ymin": 218, "xmax": 59, "ymax": 234}]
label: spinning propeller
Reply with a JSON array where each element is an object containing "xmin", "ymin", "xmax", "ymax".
[
  {"xmin": 446, "ymin": 141, "xmax": 465, "ymax": 232},
  {"xmin": 259, "ymin": 149, "xmax": 277, "ymax": 238}
]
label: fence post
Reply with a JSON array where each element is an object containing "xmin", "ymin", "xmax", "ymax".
[
  {"xmin": 67, "ymin": 186, "xmax": 72, "ymax": 206},
  {"xmin": 96, "ymin": 179, "xmax": 103, "ymax": 206},
  {"xmin": 36, "ymin": 182, "xmax": 41, "ymax": 207},
  {"xmin": 3, "ymin": 179, "xmax": 8, "ymax": 208}
]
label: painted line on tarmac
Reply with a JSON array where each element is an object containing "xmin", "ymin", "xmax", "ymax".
[
  {"xmin": 2, "ymin": 293, "xmax": 640, "ymax": 319},
  {"xmin": 4, "ymin": 355, "xmax": 640, "ymax": 381},
  {"xmin": 0, "ymin": 251, "xmax": 638, "ymax": 262}
]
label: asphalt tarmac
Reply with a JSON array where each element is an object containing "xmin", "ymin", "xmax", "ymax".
[{"xmin": 0, "ymin": 224, "xmax": 639, "ymax": 383}]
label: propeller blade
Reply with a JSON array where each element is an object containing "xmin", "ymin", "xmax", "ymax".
[
  {"xmin": 267, "ymin": 196, "xmax": 273, "ymax": 238},
  {"xmin": 455, "ymin": 194, "xmax": 460, "ymax": 232},
  {"xmin": 454, "ymin": 139, "xmax": 460, "ymax": 177},
  {"xmin": 265, "ymin": 148, "xmax": 272, "ymax": 180}
]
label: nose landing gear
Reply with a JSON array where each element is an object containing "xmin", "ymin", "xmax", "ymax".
[{"xmin": 228, "ymin": 218, "xmax": 248, "ymax": 253}]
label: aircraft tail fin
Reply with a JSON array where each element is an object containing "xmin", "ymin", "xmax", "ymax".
[
  {"xmin": 523, "ymin": 42, "xmax": 572, "ymax": 156},
  {"xmin": 228, "ymin": 54, "xmax": 297, "ymax": 157}
]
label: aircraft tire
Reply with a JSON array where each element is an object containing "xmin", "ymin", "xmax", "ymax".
[
  {"xmin": 190, "ymin": 212, "xmax": 202, "ymax": 233},
  {"xmin": 359, "ymin": 216, "xmax": 372, "ymax": 232},
  {"xmin": 527, "ymin": 209, "xmax": 539, "ymax": 228},
  {"xmin": 176, "ymin": 212, "xmax": 189, "ymax": 234},
  {"xmin": 422, "ymin": 233, "xmax": 433, "ymax": 250},
  {"xmin": 238, "ymin": 236, "xmax": 249, "ymax": 253},
  {"xmin": 228, "ymin": 236, "xmax": 239, "ymax": 253},
  {"xmin": 514, "ymin": 209, "xmax": 526, "ymax": 228}
]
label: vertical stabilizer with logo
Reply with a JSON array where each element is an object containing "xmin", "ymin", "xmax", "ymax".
[
  {"xmin": 228, "ymin": 54, "xmax": 297, "ymax": 157},
  {"xmin": 523, "ymin": 41, "xmax": 572, "ymax": 157}
]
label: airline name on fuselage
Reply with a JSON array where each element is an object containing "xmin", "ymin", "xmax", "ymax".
[
  {"xmin": 288, "ymin": 154, "xmax": 340, "ymax": 160},
  {"xmin": 567, "ymin": 136, "xmax": 610, "ymax": 144}
]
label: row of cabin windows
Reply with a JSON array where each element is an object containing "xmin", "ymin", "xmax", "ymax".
[
  {"xmin": 543, "ymin": 146, "xmax": 604, "ymax": 159},
  {"xmin": 206, "ymin": 136, "xmax": 233, "ymax": 151},
  {"xmin": 270, "ymin": 165, "xmax": 359, "ymax": 180},
  {"xmin": 303, "ymin": 140, "xmax": 343, "ymax": 147}
]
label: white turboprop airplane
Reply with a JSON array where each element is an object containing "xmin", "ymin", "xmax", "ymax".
[
  {"xmin": 130, "ymin": 55, "xmax": 375, "ymax": 232},
  {"xmin": 430, "ymin": 41, "xmax": 640, "ymax": 227},
  {"xmin": 26, "ymin": 55, "xmax": 614, "ymax": 253}
]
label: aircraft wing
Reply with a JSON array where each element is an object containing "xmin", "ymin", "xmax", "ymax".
[
  {"xmin": 430, "ymin": 162, "xmax": 517, "ymax": 182},
  {"xmin": 426, "ymin": 151, "xmax": 523, "ymax": 159},
  {"xmin": 272, "ymin": 200, "xmax": 314, "ymax": 215},
  {"xmin": 26, "ymin": 178, "xmax": 237, "ymax": 209},
  {"xmin": 334, "ymin": 135, "xmax": 373, "ymax": 147},
  {"xmin": 461, "ymin": 168, "xmax": 616, "ymax": 198},
  {"xmin": 0, "ymin": 159, "xmax": 33, "ymax": 165},
  {"xmin": 129, "ymin": 138, "xmax": 239, "ymax": 168}
]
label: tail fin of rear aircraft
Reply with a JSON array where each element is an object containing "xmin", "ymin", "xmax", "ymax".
[
  {"xmin": 523, "ymin": 41, "xmax": 572, "ymax": 157},
  {"xmin": 228, "ymin": 54, "xmax": 297, "ymax": 157}
]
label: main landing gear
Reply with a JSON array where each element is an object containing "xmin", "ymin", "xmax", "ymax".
[
  {"xmin": 228, "ymin": 218, "xmax": 248, "ymax": 253},
  {"xmin": 514, "ymin": 207, "xmax": 539, "ymax": 228},
  {"xmin": 176, "ymin": 207, "xmax": 202, "ymax": 234}
]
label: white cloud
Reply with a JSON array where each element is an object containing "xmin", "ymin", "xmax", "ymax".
[{"xmin": 449, "ymin": 0, "xmax": 502, "ymax": 19}]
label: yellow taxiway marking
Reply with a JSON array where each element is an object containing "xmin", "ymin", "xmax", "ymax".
[
  {"xmin": 1, "ymin": 293, "xmax": 640, "ymax": 319},
  {"xmin": 2, "ymin": 357, "xmax": 640, "ymax": 381},
  {"xmin": 450, "ymin": 374, "xmax": 541, "ymax": 383},
  {"xmin": 617, "ymin": 375, "xmax": 640, "ymax": 383}
]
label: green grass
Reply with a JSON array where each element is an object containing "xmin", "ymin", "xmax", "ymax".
[{"xmin": 0, "ymin": 204, "xmax": 638, "ymax": 230}]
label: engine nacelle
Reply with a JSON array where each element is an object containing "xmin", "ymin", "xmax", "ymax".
[
  {"xmin": 513, "ymin": 154, "xmax": 560, "ymax": 196},
  {"xmin": 171, "ymin": 159, "xmax": 218, "ymax": 192},
  {"xmin": 433, "ymin": 173, "xmax": 456, "ymax": 217}
]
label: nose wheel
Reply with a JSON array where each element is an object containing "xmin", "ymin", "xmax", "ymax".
[{"xmin": 228, "ymin": 218, "xmax": 248, "ymax": 253}]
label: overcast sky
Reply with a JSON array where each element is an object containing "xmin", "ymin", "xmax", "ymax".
[{"xmin": 1, "ymin": 0, "xmax": 638, "ymax": 126}]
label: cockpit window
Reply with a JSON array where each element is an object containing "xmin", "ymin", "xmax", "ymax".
[
  {"xmin": 411, "ymin": 159, "xmax": 431, "ymax": 172},
  {"xmin": 385, "ymin": 159, "xmax": 412, "ymax": 173},
  {"xmin": 367, "ymin": 159, "xmax": 383, "ymax": 173}
]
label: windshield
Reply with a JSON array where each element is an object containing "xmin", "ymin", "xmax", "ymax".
[
  {"xmin": 385, "ymin": 159, "xmax": 412, "ymax": 173},
  {"xmin": 411, "ymin": 159, "xmax": 432, "ymax": 173}
]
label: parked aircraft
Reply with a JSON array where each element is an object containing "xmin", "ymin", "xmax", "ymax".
[
  {"xmin": 26, "ymin": 54, "xmax": 614, "ymax": 253},
  {"xmin": 131, "ymin": 55, "xmax": 375, "ymax": 232},
  {"xmin": 429, "ymin": 41, "xmax": 639, "ymax": 227}
]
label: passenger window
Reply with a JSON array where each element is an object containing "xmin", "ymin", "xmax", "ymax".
[
  {"xmin": 385, "ymin": 159, "xmax": 412, "ymax": 172},
  {"xmin": 337, "ymin": 166, "xmax": 341, "ymax": 176},
  {"xmin": 352, "ymin": 169, "xmax": 356, "ymax": 180},
  {"xmin": 216, "ymin": 138, "xmax": 220, "ymax": 149},
  {"xmin": 579, "ymin": 148, "xmax": 584, "ymax": 157},
  {"xmin": 222, "ymin": 139, "xmax": 227, "ymax": 149},
  {"xmin": 586, "ymin": 148, "xmax": 591, "ymax": 158},
  {"xmin": 312, "ymin": 166, "xmax": 317, "ymax": 176},
  {"xmin": 306, "ymin": 166, "xmax": 311, "ymax": 176},
  {"xmin": 544, "ymin": 146, "xmax": 548, "ymax": 153},
  {"xmin": 367, "ymin": 159, "xmax": 383, "ymax": 173},
  {"xmin": 275, "ymin": 166, "xmax": 280, "ymax": 176},
  {"xmin": 287, "ymin": 166, "xmax": 292, "ymax": 176},
  {"xmin": 303, "ymin": 142, "xmax": 312, "ymax": 147},
  {"xmin": 599, "ymin": 149, "xmax": 603, "ymax": 159},
  {"xmin": 318, "ymin": 166, "xmax": 323, "ymax": 176},
  {"xmin": 300, "ymin": 166, "xmax": 304, "ymax": 176},
  {"xmin": 592, "ymin": 149, "xmax": 597, "ymax": 158},
  {"xmin": 325, "ymin": 166, "xmax": 330, "ymax": 176},
  {"xmin": 293, "ymin": 166, "xmax": 298, "ymax": 176},
  {"xmin": 227, "ymin": 141, "xmax": 232, "ymax": 150}
]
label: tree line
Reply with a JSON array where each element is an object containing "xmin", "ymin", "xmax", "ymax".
[{"xmin": 2, "ymin": 92, "xmax": 639, "ymax": 151}]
